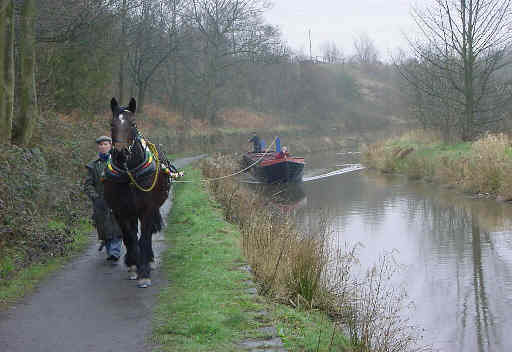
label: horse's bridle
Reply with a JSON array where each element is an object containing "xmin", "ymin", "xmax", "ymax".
[
  {"xmin": 111, "ymin": 114, "xmax": 163, "ymax": 192},
  {"xmin": 111, "ymin": 109, "xmax": 138, "ymax": 150}
]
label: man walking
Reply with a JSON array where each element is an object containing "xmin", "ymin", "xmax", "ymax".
[{"xmin": 84, "ymin": 136, "xmax": 123, "ymax": 261}]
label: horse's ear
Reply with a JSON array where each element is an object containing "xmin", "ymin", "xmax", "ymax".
[
  {"xmin": 111, "ymin": 97, "xmax": 119, "ymax": 113},
  {"xmin": 128, "ymin": 98, "xmax": 136, "ymax": 113}
]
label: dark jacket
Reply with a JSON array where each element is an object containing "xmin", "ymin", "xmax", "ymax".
[
  {"xmin": 84, "ymin": 157, "xmax": 122, "ymax": 241},
  {"xmin": 248, "ymin": 135, "xmax": 261, "ymax": 152}
]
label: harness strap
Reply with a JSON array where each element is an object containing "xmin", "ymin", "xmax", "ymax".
[{"xmin": 125, "ymin": 141, "xmax": 161, "ymax": 192}]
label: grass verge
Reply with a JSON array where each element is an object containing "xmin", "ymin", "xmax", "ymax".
[
  {"xmin": 362, "ymin": 130, "xmax": 512, "ymax": 200},
  {"xmin": 152, "ymin": 168, "xmax": 350, "ymax": 351},
  {"xmin": 0, "ymin": 218, "xmax": 92, "ymax": 309}
]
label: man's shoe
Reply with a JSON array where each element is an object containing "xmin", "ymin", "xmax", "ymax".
[{"xmin": 107, "ymin": 255, "xmax": 119, "ymax": 262}]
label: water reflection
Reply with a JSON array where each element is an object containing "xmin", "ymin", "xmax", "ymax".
[
  {"xmin": 249, "ymin": 182, "xmax": 307, "ymax": 213},
  {"xmin": 293, "ymin": 152, "xmax": 512, "ymax": 352}
]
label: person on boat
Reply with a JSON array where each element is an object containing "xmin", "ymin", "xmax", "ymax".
[
  {"xmin": 275, "ymin": 136, "xmax": 281, "ymax": 153},
  {"xmin": 277, "ymin": 146, "xmax": 289, "ymax": 159},
  {"xmin": 84, "ymin": 136, "xmax": 123, "ymax": 262},
  {"xmin": 248, "ymin": 132, "xmax": 261, "ymax": 153}
]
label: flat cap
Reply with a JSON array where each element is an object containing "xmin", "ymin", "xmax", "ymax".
[{"xmin": 95, "ymin": 135, "xmax": 112, "ymax": 144}]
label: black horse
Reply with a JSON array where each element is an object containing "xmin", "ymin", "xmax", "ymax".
[{"xmin": 103, "ymin": 97, "xmax": 173, "ymax": 288}]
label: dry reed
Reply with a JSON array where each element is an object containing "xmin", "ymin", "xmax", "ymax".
[
  {"xmin": 201, "ymin": 155, "xmax": 427, "ymax": 352},
  {"xmin": 363, "ymin": 131, "xmax": 512, "ymax": 200}
]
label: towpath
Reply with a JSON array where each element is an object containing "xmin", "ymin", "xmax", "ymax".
[{"xmin": 0, "ymin": 155, "xmax": 205, "ymax": 352}]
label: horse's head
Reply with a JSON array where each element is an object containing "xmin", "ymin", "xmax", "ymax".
[
  {"xmin": 111, "ymin": 97, "xmax": 137, "ymax": 147},
  {"xmin": 110, "ymin": 97, "xmax": 141, "ymax": 165}
]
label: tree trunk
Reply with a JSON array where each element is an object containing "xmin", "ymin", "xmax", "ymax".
[
  {"xmin": 461, "ymin": 0, "xmax": 475, "ymax": 141},
  {"xmin": 13, "ymin": 0, "xmax": 37, "ymax": 146},
  {"xmin": 5, "ymin": 0, "xmax": 14, "ymax": 141},
  {"xmin": 463, "ymin": 64, "xmax": 475, "ymax": 141},
  {"xmin": 0, "ymin": 1, "xmax": 7, "ymax": 143},
  {"xmin": 137, "ymin": 82, "xmax": 146, "ymax": 114},
  {"xmin": 0, "ymin": 0, "xmax": 13, "ymax": 144}
]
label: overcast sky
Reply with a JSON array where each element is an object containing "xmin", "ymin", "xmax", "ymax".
[{"xmin": 264, "ymin": 0, "xmax": 419, "ymax": 60}]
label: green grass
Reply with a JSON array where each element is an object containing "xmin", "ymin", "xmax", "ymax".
[
  {"xmin": 372, "ymin": 137, "xmax": 472, "ymax": 176},
  {"xmin": 414, "ymin": 141, "xmax": 471, "ymax": 159},
  {"xmin": 153, "ymin": 168, "xmax": 350, "ymax": 352},
  {"xmin": 386, "ymin": 137, "xmax": 471, "ymax": 157},
  {"xmin": 273, "ymin": 305, "xmax": 349, "ymax": 351},
  {"xmin": 0, "ymin": 219, "xmax": 92, "ymax": 309},
  {"xmin": 364, "ymin": 132, "xmax": 512, "ymax": 200}
]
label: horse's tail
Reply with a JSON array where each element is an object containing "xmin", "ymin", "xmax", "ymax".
[{"xmin": 149, "ymin": 208, "xmax": 163, "ymax": 234}]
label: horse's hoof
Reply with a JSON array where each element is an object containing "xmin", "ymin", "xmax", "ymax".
[
  {"xmin": 128, "ymin": 266, "xmax": 138, "ymax": 280},
  {"xmin": 137, "ymin": 278, "xmax": 151, "ymax": 288}
]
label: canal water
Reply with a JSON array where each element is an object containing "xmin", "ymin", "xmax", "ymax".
[{"xmin": 263, "ymin": 151, "xmax": 512, "ymax": 352}]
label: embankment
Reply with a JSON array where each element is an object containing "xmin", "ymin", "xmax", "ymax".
[
  {"xmin": 153, "ymin": 167, "xmax": 351, "ymax": 351},
  {"xmin": 362, "ymin": 131, "xmax": 512, "ymax": 201},
  {"xmin": 0, "ymin": 111, "xmax": 106, "ymax": 306},
  {"xmin": 194, "ymin": 155, "xmax": 425, "ymax": 351}
]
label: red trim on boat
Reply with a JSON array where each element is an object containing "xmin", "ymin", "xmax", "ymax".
[
  {"xmin": 260, "ymin": 158, "xmax": 304, "ymax": 167},
  {"xmin": 244, "ymin": 152, "xmax": 304, "ymax": 167}
]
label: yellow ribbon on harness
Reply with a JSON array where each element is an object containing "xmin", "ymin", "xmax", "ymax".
[{"xmin": 126, "ymin": 140, "xmax": 161, "ymax": 192}]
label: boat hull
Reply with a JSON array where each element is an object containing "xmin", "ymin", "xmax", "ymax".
[{"xmin": 242, "ymin": 153, "xmax": 304, "ymax": 183}]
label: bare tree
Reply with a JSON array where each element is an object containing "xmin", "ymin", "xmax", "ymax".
[
  {"xmin": 352, "ymin": 32, "xmax": 378, "ymax": 65},
  {"xmin": 398, "ymin": 53, "xmax": 464, "ymax": 141},
  {"xmin": 126, "ymin": 0, "xmax": 182, "ymax": 112},
  {"xmin": 185, "ymin": 0, "xmax": 272, "ymax": 123},
  {"xmin": 36, "ymin": 0, "xmax": 119, "ymax": 43},
  {"xmin": 115, "ymin": 0, "xmax": 144, "ymax": 103},
  {"xmin": 320, "ymin": 40, "xmax": 342, "ymax": 64},
  {"xmin": 118, "ymin": 0, "xmax": 129, "ymax": 103},
  {"xmin": 402, "ymin": 0, "xmax": 512, "ymax": 140}
]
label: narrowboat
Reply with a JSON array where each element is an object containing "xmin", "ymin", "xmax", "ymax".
[{"xmin": 242, "ymin": 152, "xmax": 304, "ymax": 183}]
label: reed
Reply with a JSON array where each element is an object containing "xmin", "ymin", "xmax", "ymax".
[
  {"xmin": 363, "ymin": 130, "xmax": 512, "ymax": 200},
  {"xmin": 201, "ymin": 156, "xmax": 427, "ymax": 352}
]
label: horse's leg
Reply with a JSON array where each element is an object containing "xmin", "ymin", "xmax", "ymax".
[
  {"xmin": 148, "ymin": 209, "xmax": 162, "ymax": 266},
  {"xmin": 137, "ymin": 219, "xmax": 152, "ymax": 287},
  {"xmin": 119, "ymin": 217, "xmax": 139, "ymax": 279},
  {"xmin": 137, "ymin": 209, "xmax": 162, "ymax": 288}
]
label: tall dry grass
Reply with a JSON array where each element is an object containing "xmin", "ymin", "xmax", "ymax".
[
  {"xmin": 465, "ymin": 133, "xmax": 512, "ymax": 197},
  {"xmin": 201, "ymin": 155, "xmax": 328, "ymax": 304},
  {"xmin": 201, "ymin": 156, "xmax": 427, "ymax": 352},
  {"xmin": 363, "ymin": 131, "xmax": 512, "ymax": 200}
]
